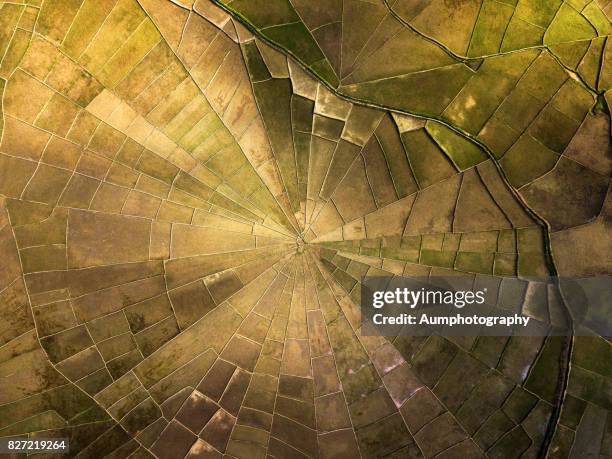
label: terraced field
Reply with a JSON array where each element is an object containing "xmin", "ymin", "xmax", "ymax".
[{"xmin": 0, "ymin": 0, "xmax": 610, "ymax": 457}]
